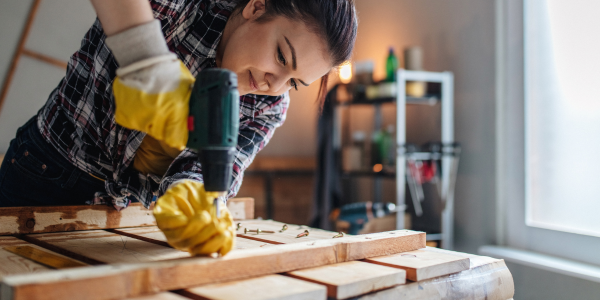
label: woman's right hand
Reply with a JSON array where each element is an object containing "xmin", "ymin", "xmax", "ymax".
[{"xmin": 153, "ymin": 180, "xmax": 235, "ymax": 256}]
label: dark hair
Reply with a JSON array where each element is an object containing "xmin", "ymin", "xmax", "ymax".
[{"xmin": 235, "ymin": 0, "xmax": 358, "ymax": 108}]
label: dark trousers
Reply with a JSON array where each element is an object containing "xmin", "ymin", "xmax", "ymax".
[{"xmin": 0, "ymin": 117, "xmax": 105, "ymax": 207}]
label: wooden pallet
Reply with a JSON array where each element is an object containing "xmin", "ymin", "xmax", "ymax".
[{"xmin": 0, "ymin": 202, "xmax": 513, "ymax": 300}]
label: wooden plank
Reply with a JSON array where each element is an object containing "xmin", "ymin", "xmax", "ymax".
[
  {"xmin": 3, "ymin": 246, "xmax": 87, "ymax": 269},
  {"xmin": 179, "ymin": 274, "xmax": 326, "ymax": 300},
  {"xmin": 354, "ymin": 255, "xmax": 514, "ymax": 300},
  {"xmin": 227, "ymin": 198, "xmax": 254, "ymax": 220},
  {"xmin": 23, "ymin": 230, "xmax": 190, "ymax": 264},
  {"xmin": 0, "ymin": 198, "xmax": 254, "ymax": 236},
  {"xmin": 0, "ymin": 237, "xmax": 52, "ymax": 278},
  {"xmin": 111, "ymin": 226, "xmax": 272, "ymax": 250},
  {"xmin": 0, "ymin": 229, "xmax": 425, "ymax": 300},
  {"xmin": 286, "ymin": 261, "xmax": 405, "ymax": 299},
  {"xmin": 125, "ymin": 292, "xmax": 190, "ymax": 300},
  {"xmin": 21, "ymin": 49, "xmax": 67, "ymax": 69},
  {"xmin": 236, "ymin": 220, "xmax": 340, "ymax": 244},
  {"xmin": 0, "ymin": 203, "xmax": 155, "ymax": 236},
  {"xmin": 364, "ymin": 248, "xmax": 470, "ymax": 281}
]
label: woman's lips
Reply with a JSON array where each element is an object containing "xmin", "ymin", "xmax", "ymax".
[{"xmin": 248, "ymin": 71, "xmax": 259, "ymax": 92}]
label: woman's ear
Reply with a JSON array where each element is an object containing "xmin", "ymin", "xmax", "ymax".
[{"xmin": 241, "ymin": 0, "xmax": 267, "ymax": 21}]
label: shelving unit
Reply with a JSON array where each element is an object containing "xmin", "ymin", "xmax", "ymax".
[{"xmin": 332, "ymin": 69, "xmax": 457, "ymax": 249}]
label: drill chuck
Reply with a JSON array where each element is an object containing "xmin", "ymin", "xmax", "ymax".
[{"xmin": 199, "ymin": 148, "xmax": 236, "ymax": 192}]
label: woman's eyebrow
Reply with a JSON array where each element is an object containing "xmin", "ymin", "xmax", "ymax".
[{"xmin": 284, "ymin": 36, "xmax": 297, "ymax": 70}]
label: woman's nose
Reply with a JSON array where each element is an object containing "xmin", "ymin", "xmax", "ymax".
[{"xmin": 264, "ymin": 72, "xmax": 288, "ymax": 93}]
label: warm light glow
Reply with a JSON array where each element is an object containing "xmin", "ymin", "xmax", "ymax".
[
  {"xmin": 373, "ymin": 164, "xmax": 383, "ymax": 172},
  {"xmin": 339, "ymin": 62, "xmax": 352, "ymax": 84}
]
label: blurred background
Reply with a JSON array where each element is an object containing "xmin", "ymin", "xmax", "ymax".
[{"xmin": 1, "ymin": 1, "xmax": 600, "ymax": 299}]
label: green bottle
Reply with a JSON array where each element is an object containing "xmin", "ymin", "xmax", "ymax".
[{"xmin": 386, "ymin": 47, "xmax": 399, "ymax": 82}]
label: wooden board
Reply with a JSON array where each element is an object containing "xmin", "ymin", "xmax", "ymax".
[
  {"xmin": 0, "ymin": 198, "xmax": 254, "ymax": 236},
  {"xmin": 1, "ymin": 229, "xmax": 425, "ymax": 300},
  {"xmin": 111, "ymin": 226, "xmax": 273, "ymax": 250},
  {"xmin": 22, "ymin": 230, "xmax": 189, "ymax": 264},
  {"xmin": 0, "ymin": 203, "xmax": 155, "ymax": 236},
  {"xmin": 125, "ymin": 292, "xmax": 190, "ymax": 300},
  {"xmin": 0, "ymin": 237, "xmax": 52, "ymax": 278},
  {"xmin": 226, "ymin": 198, "xmax": 254, "ymax": 221},
  {"xmin": 355, "ymin": 255, "xmax": 514, "ymax": 300},
  {"xmin": 286, "ymin": 261, "xmax": 405, "ymax": 299},
  {"xmin": 180, "ymin": 274, "xmax": 326, "ymax": 300},
  {"xmin": 364, "ymin": 248, "xmax": 470, "ymax": 281},
  {"xmin": 236, "ymin": 220, "xmax": 340, "ymax": 244}
]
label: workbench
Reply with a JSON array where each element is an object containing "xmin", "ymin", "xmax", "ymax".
[{"xmin": 0, "ymin": 199, "xmax": 514, "ymax": 300}]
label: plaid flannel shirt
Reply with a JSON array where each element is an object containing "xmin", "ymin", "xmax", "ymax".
[{"xmin": 37, "ymin": 0, "xmax": 289, "ymax": 210}]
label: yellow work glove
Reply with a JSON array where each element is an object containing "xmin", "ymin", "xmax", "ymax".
[
  {"xmin": 153, "ymin": 180, "xmax": 235, "ymax": 256},
  {"xmin": 106, "ymin": 20, "xmax": 194, "ymax": 150}
]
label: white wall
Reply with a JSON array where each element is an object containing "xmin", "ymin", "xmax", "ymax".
[{"xmin": 0, "ymin": 0, "xmax": 96, "ymax": 152}]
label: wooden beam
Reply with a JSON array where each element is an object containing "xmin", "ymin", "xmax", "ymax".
[
  {"xmin": 0, "ymin": 198, "xmax": 254, "ymax": 236},
  {"xmin": 21, "ymin": 49, "xmax": 68, "ymax": 69},
  {"xmin": 226, "ymin": 197, "xmax": 254, "ymax": 220},
  {"xmin": 0, "ymin": 230, "xmax": 425, "ymax": 300},
  {"xmin": 108, "ymin": 226, "xmax": 272, "ymax": 250},
  {"xmin": 22, "ymin": 230, "xmax": 189, "ymax": 264},
  {"xmin": 235, "ymin": 220, "xmax": 340, "ymax": 244},
  {"xmin": 364, "ymin": 248, "xmax": 470, "ymax": 281},
  {"xmin": 0, "ymin": 203, "xmax": 155, "ymax": 236},
  {"xmin": 286, "ymin": 261, "xmax": 405, "ymax": 299},
  {"xmin": 179, "ymin": 274, "xmax": 326, "ymax": 300},
  {"xmin": 352, "ymin": 256, "xmax": 514, "ymax": 299},
  {"xmin": 0, "ymin": 0, "xmax": 42, "ymax": 115},
  {"xmin": 124, "ymin": 293, "xmax": 190, "ymax": 300}
]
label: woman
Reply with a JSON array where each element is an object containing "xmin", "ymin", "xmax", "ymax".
[{"xmin": 0, "ymin": 0, "xmax": 357, "ymax": 255}]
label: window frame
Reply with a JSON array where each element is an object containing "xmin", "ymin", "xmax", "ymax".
[{"xmin": 496, "ymin": 0, "xmax": 600, "ymax": 266}]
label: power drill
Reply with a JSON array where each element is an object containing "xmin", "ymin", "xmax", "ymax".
[{"xmin": 186, "ymin": 68, "xmax": 239, "ymax": 217}]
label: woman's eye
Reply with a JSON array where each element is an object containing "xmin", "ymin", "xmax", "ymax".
[
  {"xmin": 277, "ymin": 47, "xmax": 286, "ymax": 66},
  {"xmin": 290, "ymin": 79, "xmax": 298, "ymax": 90}
]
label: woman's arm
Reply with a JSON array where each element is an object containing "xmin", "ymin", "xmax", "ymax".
[{"xmin": 90, "ymin": 0, "xmax": 154, "ymax": 36}]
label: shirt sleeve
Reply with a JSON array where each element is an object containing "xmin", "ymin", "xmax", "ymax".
[{"xmin": 158, "ymin": 92, "xmax": 290, "ymax": 200}]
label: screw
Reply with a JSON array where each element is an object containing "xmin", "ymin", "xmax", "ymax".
[
  {"xmin": 280, "ymin": 224, "xmax": 288, "ymax": 232},
  {"xmin": 245, "ymin": 228, "xmax": 275, "ymax": 234},
  {"xmin": 296, "ymin": 230, "xmax": 310, "ymax": 238},
  {"xmin": 236, "ymin": 223, "xmax": 241, "ymax": 230},
  {"xmin": 332, "ymin": 232, "xmax": 344, "ymax": 238}
]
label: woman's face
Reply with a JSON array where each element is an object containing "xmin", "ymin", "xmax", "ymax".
[{"xmin": 218, "ymin": 1, "xmax": 332, "ymax": 96}]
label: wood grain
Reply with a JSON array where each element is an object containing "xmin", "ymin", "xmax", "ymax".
[
  {"xmin": 179, "ymin": 274, "xmax": 326, "ymax": 300},
  {"xmin": 0, "ymin": 203, "xmax": 155, "ymax": 236},
  {"xmin": 24, "ymin": 230, "xmax": 189, "ymax": 264},
  {"xmin": 364, "ymin": 248, "xmax": 470, "ymax": 281},
  {"xmin": 125, "ymin": 292, "xmax": 191, "ymax": 300},
  {"xmin": 1, "ymin": 230, "xmax": 425, "ymax": 300},
  {"xmin": 236, "ymin": 220, "xmax": 340, "ymax": 244},
  {"xmin": 110, "ymin": 226, "xmax": 272, "ymax": 250},
  {"xmin": 355, "ymin": 256, "xmax": 514, "ymax": 300},
  {"xmin": 0, "ymin": 237, "xmax": 51, "ymax": 279},
  {"xmin": 287, "ymin": 261, "xmax": 405, "ymax": 299},
  {"xmin": 227, "ymin": 197, "xmax": 254, "ymax": 220},
  {"xmin": 0, "ymin": 198, "xmax": 254, "ymax": 236},
  {"xmin": 3, "ymin": 246, "xmax": 87, "ymax": 269}
]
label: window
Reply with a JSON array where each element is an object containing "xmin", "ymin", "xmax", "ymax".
[
  {"xmin": 496, "ymin": 0, "xmax": 600, "ymax": 266},
  {"xmin": 525, "ymin": 0, "xmax": 600, "ymax": 236}
]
